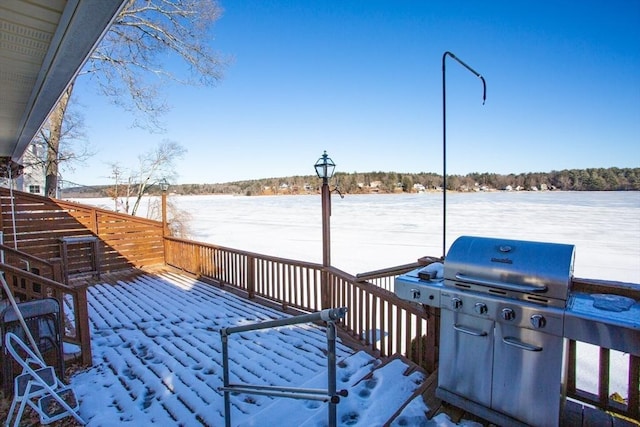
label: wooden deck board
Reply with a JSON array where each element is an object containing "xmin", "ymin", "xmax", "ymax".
[{"xmin": 66, "ymin": 268, "xmax": 640, "ymax": 427}]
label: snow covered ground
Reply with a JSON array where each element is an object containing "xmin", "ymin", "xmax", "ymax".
[{"xmin": 69, "ymin": 271, "xmax": 477, "ymax": 426}]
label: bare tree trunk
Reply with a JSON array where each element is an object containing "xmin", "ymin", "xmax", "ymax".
[{"xmin": 45, "ymin": 84, "xmax": 74, "ymax": 197}]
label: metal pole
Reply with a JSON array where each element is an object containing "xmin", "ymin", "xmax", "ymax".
[
  {"xmin": 321, "ymin": 177, "xmax": 331, "ymax": 309},
  {"xmin": 222, "ymin": 333, "xmax": 231, "ymax": 427},
  {"xmin": 442, "ymin": 51, "xmax": 486, "ymax": 258},
  {"xmin": 222, "ymin": 307, "xmax": 348, "ymax": 336},
  {"xmin": 322, "ymin": 177, "xmax": 331, "ymax": 267},
  {"xmin": 442, "ymin": 54, "xmax": 448, "ymax": 259},
  {"xmin": 161, "ymin": 190, "xmax": 168, "ymax": 237},
  {"xmin": 327, "ymin": 321, "xmax": 337, "ymax": 427}
]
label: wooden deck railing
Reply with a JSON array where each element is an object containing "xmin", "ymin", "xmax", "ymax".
[
  {"xmin": 0, "ymin": 189, "xmax": 166, "ymax": 371},
  {"xmin": 164, "ymin": 236, "xmax": 438, "ymax": 371},
  {"xmin": 0, "ymin": 262, "xmax": 92, "ymax": 365},
  {"xmin": 329, "ymin": 266, "xmax": 438, "ymax": 370},
  {"xmin": 568, "ymin": 277, "xmax": 640, "ymax": 421},
  {"xmin": 0, "ymin": 188, "xmax": 164, "ymax": 273},
  {"xmin": 0, "ymin": 243, "xmax": 63, "ymax": 283},
  {"xmin": 164, "ymin": 236, "xmax": 639, "ymax": 420}
]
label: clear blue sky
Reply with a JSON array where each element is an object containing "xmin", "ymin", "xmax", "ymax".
[{"xmin": 67, "ymin": 0, "xmax": 640, "ymax": 186}]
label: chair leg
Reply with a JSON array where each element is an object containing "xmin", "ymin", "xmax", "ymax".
[
  {"xmin": 3, "ymin": 395, "xmax": 18, "ymax": 427},
  {"xmin": 7, "ymin": 388, "xmax": 30, "ymax": 427}
]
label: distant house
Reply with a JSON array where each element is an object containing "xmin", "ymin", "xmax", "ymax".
[
  {"xmin": 413, "ymin": 183, "xmax": 426, "ymax": 193},
  {"xmin": 369, "ymin": 181, "xmax": 382, "ymax": 193},
  {"xmin": 17, "ymin": 143, "xmax": 45, "ymax": 196}
]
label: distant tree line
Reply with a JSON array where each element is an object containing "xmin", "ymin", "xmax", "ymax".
[{"xmin": 62, "ymin": 167, "xmax": 639, "ymax": 198}]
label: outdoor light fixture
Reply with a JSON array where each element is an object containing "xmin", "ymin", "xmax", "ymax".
[
  {"xmin": 159, "ymin": 178, "xmax": 170, "ymax": 192},
  {"xmin": 314, "ymin": 151, "xmax": 336, "ymax": 181}
]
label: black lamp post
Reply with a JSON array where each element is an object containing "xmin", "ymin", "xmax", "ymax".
[
  {"xmin": 442, "ymin": 51, "xmax": 486, "ymax": 258},
  {"xmin": 314, "ymin": 151, "xmax": 336, "ymax": 310}
]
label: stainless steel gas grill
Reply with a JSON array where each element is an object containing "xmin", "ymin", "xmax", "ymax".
[{"xmin": 395, "ymin": 235, "xmax": 576, "ymax": 427}]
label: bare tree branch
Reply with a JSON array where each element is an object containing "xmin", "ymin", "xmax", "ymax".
[
  {"xmin": 83, "ymin": 0, "xmax": 228, "ymax": 131},
  {"xmin": 106, "ymin": 140, "xmax": 186, "ymax": 216},
  {"xmin": 41, "ymin": 0, "xmax": 227, "ymax": 196}
]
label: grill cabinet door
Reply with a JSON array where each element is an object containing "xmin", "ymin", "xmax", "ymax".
[
  {"xmin": 439, "ymin": 310, "xmax": 494, "ymax": 407},
  {"xmin": 492, "ymin": 323, "xmax": 565, "ymax": 427}
]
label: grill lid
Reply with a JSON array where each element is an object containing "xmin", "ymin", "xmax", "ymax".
[{"xmin": 444, "ymin": 236, "xmax": 575, "ymax": 303}]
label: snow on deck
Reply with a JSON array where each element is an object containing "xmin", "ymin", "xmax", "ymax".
[{"xmin": 70, "ymin": 272, "xmax": 431, "ymax": 426}]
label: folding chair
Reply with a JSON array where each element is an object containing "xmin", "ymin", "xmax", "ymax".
[
  {"xmin": 3, "ymin": 332, "xmax": 85, "ymax": 427},
  {"xmin": 1, "ymin": 298, "xmax": 64, "ymax": 396}
]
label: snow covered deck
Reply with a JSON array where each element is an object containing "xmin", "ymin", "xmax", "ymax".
[{"xmin": 69, "ymin": 271, "xmax": 433, "ymax": 426}]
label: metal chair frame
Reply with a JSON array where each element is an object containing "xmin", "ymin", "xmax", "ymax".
[
  {"xmin": 3, "ymin": 332, "xmax": 84, "ymax": 426},
  {"xmin": 0, "ymin": 298, "xmax": 64, "ymax": 396}
]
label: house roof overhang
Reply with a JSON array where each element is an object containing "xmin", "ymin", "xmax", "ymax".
[{"xmin": 0, "ymin": 0, "xmax": 126, "ymax": 165}]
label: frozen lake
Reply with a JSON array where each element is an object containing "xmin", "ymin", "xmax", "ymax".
[
  {"xmin": 83, "ymin": 190, "xmax": 639, "ymax": 284},
  {"xmin": 72, "ymin": 190, "xmax": 639, "ymax": 403}
]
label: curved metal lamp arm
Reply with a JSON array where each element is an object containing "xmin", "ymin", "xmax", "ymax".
[
  {"xmin": 331, "ymin": 177, "xmax": 345, "ymax": 199},
  {"xmin": 442, "ymin": 51, "xmax": 487, "ymax": 258},
  {"xmin": 443, "ymin": 51, "xmax": 487, "ymax": 103}
]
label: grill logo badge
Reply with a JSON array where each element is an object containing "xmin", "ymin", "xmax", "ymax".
[{"xmin": 491, "ymin": 257, "xmax": 513, "ymax": 264}]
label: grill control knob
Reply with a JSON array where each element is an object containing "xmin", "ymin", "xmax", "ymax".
[
  {"xmin": 474, "ymin": 303, "xmax": 488, "ymax": 315},
  {"xmin": 530, "ymin": 314, "xmax": 546, "ymax": 329},
  {"xmin": 501, "ymin": 308, "xmax": 516, "ymax": 321},
  {"xmin": 451, "ymin": 297, "xmax": 463, "ymax": 310}
]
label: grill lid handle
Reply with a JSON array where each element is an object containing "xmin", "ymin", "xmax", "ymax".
[{"xmin": 455, "ymin": 273, "xmax": 548, "ymax": 293}]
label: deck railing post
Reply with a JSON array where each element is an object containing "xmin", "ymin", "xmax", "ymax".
[
  {"xmin": 247, "ymin": 255, "xmax": 255, "ymax": 299},
  {"xmin": 50, "ymin": 257, "xmax": 64, "ymax": 284},
  {"xmin": 75, "ymin": 285, "xmax": 93, "ymax": 365},
  {"xmin": 195, "ymin": 244, "xmax": 202, "ymax": 276},
  {"xmin": 425, "ymin": 306, "xmax": 440, "ymax": 372},
  {"xmin": 321, "ymin": 269, "xmax": 330, "ymax": 310}
]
